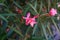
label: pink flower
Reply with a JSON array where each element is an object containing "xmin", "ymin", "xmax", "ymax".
[
  {"xmin": 58, "ymin": 4, "xmax": 60, "ymax": 7},
  {"xmin": 23, "ymin": 12, "xmax": 37, "ymax": 27},
  {"xmin": 49, "ymin": 8, "xmax": 57, "ymax": 16},
  {"xmin": 57, "ymin": 2, "xmax": 60, "ymax": 7}
]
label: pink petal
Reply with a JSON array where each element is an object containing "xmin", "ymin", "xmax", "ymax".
[
  {"xmin": 26, "ymin": 18, "xmax": 30, "ymax": 25},
  {"xmin": 26, "ymin": 22, "xmax": 29, "ymax": 25},
  {"xmin": 23, "ymin": 17, "xmax": 26, "ymax": 19},
  {"xmin": 23, "ymin": 12, "xmax": 30, "ymax": 19},
  {"xmin": 32, "ymin": 17, "xmax": 36, "ymax": 22},
  {"xmin": 27, "ymin": 12, "xmax": 30, "ymax": 18},
  {"xmin": 26, "ymin": 18, "xmax": 32, "ymax": 25},
  {"xmin": 30, "ymin": 22, "xmax": 37, "ymax": 27},
  {"xmin": 29, "ymin": 17, "xmax": 37, "ymax": 27}
]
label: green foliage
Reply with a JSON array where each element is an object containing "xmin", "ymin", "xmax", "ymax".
[{"xmin": 0, "ymin": 0, "xmax": 60, "ymax": 40}]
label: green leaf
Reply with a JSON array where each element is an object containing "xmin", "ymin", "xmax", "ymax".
[
  {"xmin": 32, "ymin": 24, "xmax": 37, "ymax": 35},
  {"xmin": 34, "ymin": 0, "xmax": 37, "ymax": 9},
  {"xmin": 13, "ymin": 1, "xmax": 23, "ymax": 10},
  {"xmin": 25, "ymin": 27, "xmax": 31, "ymax": 35},
  {"xmin": 48, "ymin": 0, "xmax": 50, "ymax": 11},
  {"xmin": 24, "ymin": 26, "xmax": 31, "ymax": 40},
  {"xmin": 47, "ymin": 22, "xmax": 52, "ymax": 36},
  {"xmin": 8, "ymin": 26, "xmax": 24, "ymax": 37},
  {"xmin": 32, "ymin": 37, "xmax": 45, "ymax": 40},
  {"xmin": 28, "ymin": 3, "xmax": 38, "ymax": 14},
  {"xmin": 40, "ymin": 22, "xmax": 48, "ymax": 40},
  {"xmin": 23, "ymin": 4, "xmax": 30, "ymax": 15},
  {"xmin": 0, "ymin": 14, "xmax": 16, "ymax": 16},
  {"xmin": 39, "ymin": 1, "xmax": 43, "ymax": 13},
  {"xmin": 51, "ymin": 18, "xmax": 60, "ymax": 33},
  {"xmin": 0, "ymin": 15, "xmax": 8, "ymax": 22}
]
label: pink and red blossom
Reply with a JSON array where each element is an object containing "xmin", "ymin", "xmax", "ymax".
[
  {"xmin": 23, "ymin": 12, "xmax": 37, "ymax": 27},
  {"xmin": 49, "ymin": 8, "xmax": 57, "ymax": 16}
]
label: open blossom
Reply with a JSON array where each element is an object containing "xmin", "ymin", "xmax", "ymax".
[
  {"xmin": 23, "ymin": 12, "xmax": 37, "ymax": 27},
  {"xmin": 49, "ymin": 8, "xmax": 57, "ymax": 16}
]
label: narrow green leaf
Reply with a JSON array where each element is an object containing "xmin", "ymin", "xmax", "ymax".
[
  {"xmin": 28, "ymin": 3, "xmax": 38, "ymax": 14},
  {"xmin": 24, "ymin": 26, "xmax": 31, "ymax": 40},
  {"xmin": 32, "ymin": 24, "xmax": 37, "ymax": 35},
  {"xmin": 32, "ymin": 36, "xmax": 45, "ymax": 40},
  {"xmin": 8, "ymin": 26, "xmax": 24, "ymax": 37},
  {"xmin": 25, "ymin": 27, "xmax": 31, "ymax": 35},
  {"xmin": 0, "ymin": 14, "xmax": 16, "ymax": 16},
  {"xmin": 47, "ymin": 22, "xmax": 52, "ymax": 36},
  {"xmin": 23, "ymin": 5, "xmax": 30, "ymax": 15},
  {"xmin": 40, "ymin": 22, "xmax": 48, "ymax": 40},
  {"xmin": 48, "ymin": 0, "xmax": 50, "ymax": 11},
  {"xmin": 39, "ymin": 1, "xmax": 43, "ymax": 13},
  {"xmin": 34, "ymin": 0, "xmax": 37, "ymax": 9},
  {"xmin": 0, "ymin": 15, "xmax": 8, "ymax": 22},
  {"xmin": 51, "ymin": 18, "xmax": 60, "ymax": 33},
  {"xmin": 13, "ymin": 1, "xmax": 23, "ymax": 10}
]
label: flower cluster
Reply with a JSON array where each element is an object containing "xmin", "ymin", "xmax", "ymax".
[{"xmin": 22, "ymin": 8, "xmax": 57, "ymax": 27}]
